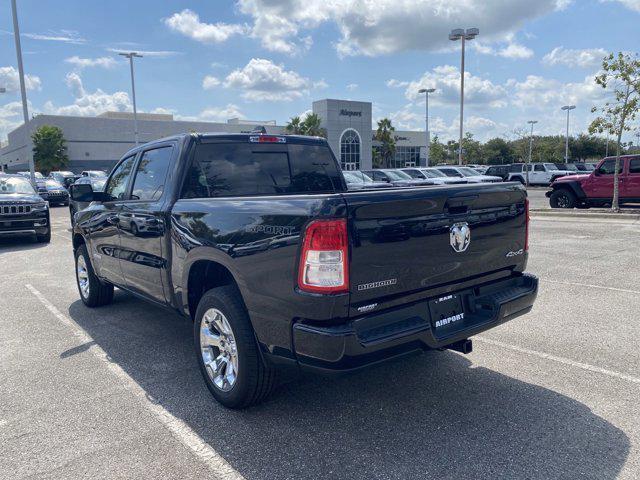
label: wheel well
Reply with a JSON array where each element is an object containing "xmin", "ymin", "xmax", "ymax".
[
  {"xmin": 187, "ymin": 260, "xmax": 237, "ymax": 320},
  {"xmin": 73, "ymin": 233, "xmax": 85, "ymax": 251}
]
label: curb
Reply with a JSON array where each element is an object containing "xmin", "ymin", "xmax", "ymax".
[{"xmin": 530, "ymin": 209, "xmax": 640, "ymax": 221}]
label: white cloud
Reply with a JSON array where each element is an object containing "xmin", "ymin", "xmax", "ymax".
[
  {"xmin": 106, "ymin": 48, "xmax": 180, "ymax": 58},
  {"xmin": 542, "ymin": 47, "xmax": 608, "ymax": 68},
  {"xmin": 164, "ymin": 9, "xmax": 246, "ymax": 44},
  {"xmin": 22, "ymin": 29, "xmax": 85, "ymax": 44},
  {"xmin": 507, "ymin": 73, "xmax": 607, "ymax": 110},
  {"xmin": 223, "ymin": 58, "xmax": 320, "ymax": 101},
  {"xmin": 346, "ymin": 83, "xmax": 358, "ymax": 91},
  {"xmin": 0, "ymin": 66, "xmax": 42, "ymax": 92},
  {"xmin": 0, "ymin": 101, "xmax": 27, "ymax": 141},
  {"xmin": 65, "ymin": 56, "xmax": 118, "ymax": 70},
  {"xmin": 401, "ymin": 65, "xmax": 508, "ymax": 108},
  {"xmin": 43, "ymin": 73, "xmax": 131, "ymax": 117},
  {"xmin": 386, "ymin": 79, "xmax": 410, "ymax": 89},
  {"xmin": 202, "ymin": 75, "xmax": 221, "ymax": 90},
  {"xmin": 237, "ymin": 0, "xmax": 566, "ymax": 56},
  {"xmin": 602, "ymin": 0, "xmax": 640, "ymax": 12},
  {"xmin": 498, "ymin": 43, "xmax": 534, "ymax": 59}
]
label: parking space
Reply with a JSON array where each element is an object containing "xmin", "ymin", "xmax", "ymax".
[{"xmin": 1, "ymin": 206, "xmax": 639, "ymax": 479}]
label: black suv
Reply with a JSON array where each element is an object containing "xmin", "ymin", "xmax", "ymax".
[
  {"xmin": 0, "ymin": 174, "xmax": 51, "ymax": 243},
  {"xmin": 484, "ymin": 165, "xmax": 510, "ymax": 181}
]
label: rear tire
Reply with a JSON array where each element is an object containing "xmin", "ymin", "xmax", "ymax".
[
  {"xmin": 75, "ymin": 244, "xmax": 114, "ymax": 307},
  {"xmin": 550, "ymin": 189, "xmax": 576, "ymax": 209},
  {"xmin": 194, "ymin": 286, "xmax": 276, "ymax": 409}
]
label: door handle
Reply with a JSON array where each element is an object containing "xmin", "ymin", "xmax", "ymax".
[{"xmin": 107, "ymin": 215, "xmax": 119, "ymax": 225}]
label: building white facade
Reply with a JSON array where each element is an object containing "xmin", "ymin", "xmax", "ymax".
[{"xmin": 1, "ymin": 99, "xmax": 427, "ymax": 173}]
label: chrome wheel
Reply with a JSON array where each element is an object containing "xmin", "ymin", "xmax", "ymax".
[
  {"xmin": 77, "ymin": 255, "xmax": 90, "ymax": 299},
  {"xmin": 200, "ymin": 308, "xmax": 238, "ymax": 392}
]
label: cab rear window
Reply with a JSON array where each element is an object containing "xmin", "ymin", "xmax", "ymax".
[{"xmin": 181, "ymin": 142, "xmax": 343, "ymax": 198}]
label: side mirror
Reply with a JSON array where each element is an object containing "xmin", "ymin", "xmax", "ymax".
[
  {"xmin": 593, "ymin": 169, "xmax": 601, "ymax": 176},
  {"xmin": 70, "ymin": 183, "xmax": 95, "ymax": 202}
]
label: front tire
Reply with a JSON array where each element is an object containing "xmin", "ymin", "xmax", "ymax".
[
  {"xmin": 75, "ymin": 244, "xmax": 114, "ymax": 307},
  {"xmin": 550, "ymin": 189, "xmax": 576, "ymax": 209},
  {"xmin": 195, "ymin": 286, "xmax": 276, "ymax": 409},
  {"xmin": 36, "ymin": 228, "xmax": 51, "ymax": 243}
]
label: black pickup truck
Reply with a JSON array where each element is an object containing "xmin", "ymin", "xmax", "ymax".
[{"xmin": 70, "ymin": 132, "xmax": 538, "ymax": 408}]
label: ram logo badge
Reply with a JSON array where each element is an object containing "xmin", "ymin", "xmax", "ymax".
[
  {"xmin": 450, "ymin": 222, "xmax": 471, "ymax": 253},
  {"xmin": 506, "ymin": 249, "xmax": 524, "ymax": 257}
]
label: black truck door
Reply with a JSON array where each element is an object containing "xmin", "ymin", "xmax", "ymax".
[
  {"xmin": 89, "ymin": 155, "xmax": 136, "ymax": 286},
  {"xmin": 118, "ymin": 144, "xmax": 174, "ymax": 303}
]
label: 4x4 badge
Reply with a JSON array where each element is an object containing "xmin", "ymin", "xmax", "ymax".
[{"xmin": 450, "ymin": 222, "xmax": 471, "ymax": 253}]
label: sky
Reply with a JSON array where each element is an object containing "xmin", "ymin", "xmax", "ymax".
[{"xmin": 1, "ymin": 0, "xmax": 639, "ymax": 144}]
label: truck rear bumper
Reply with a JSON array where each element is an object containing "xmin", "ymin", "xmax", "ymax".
[{"xmin": 292, "ymin": 273, "xmax": 538, "ymax": 373}]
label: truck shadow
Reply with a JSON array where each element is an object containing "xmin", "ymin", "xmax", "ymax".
[{"xmin": 67, "ymin": 294, "xmax": 629, "ymax": 480}]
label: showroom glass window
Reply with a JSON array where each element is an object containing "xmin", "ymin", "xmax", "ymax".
[
  {"xmin": 340, "ymin": 129, "xmax": 360, "ymax": 171},
  {"xmin": 131, "ymin": 146, "xmax": 174, "ymax": 201}
]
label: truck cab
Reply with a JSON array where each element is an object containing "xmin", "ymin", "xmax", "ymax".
[
  {"xmin": 507, "ymin": 163, "xmax": 571, "ymax": 185},
  {"xmin": 547, "ymin": 155, "xmax": 640, "ymax": 208}
]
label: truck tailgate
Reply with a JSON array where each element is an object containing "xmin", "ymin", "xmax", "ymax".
[{"xmin": 345, "ymin": 184, "xmax": 528, "ymax": 306}]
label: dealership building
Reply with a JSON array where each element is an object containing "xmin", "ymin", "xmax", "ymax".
[{"xmin": 1, "ymin": 99, "xmax": 427, "ymax": 173}]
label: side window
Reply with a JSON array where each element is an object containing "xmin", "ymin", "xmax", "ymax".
[
  {"xmin": 534, "ymin": 164, "xmax": 545, "ymax": 172},
  {"xmin": 509, "ymin": 164, "xmax": 522, "ymax": 173},
  {"xmin": 629, "ymin": 159, "xmax": 640, "ymax": 174},
  {"xmin": 441, "ymin": 169, "xmax": 456, "ymax": 177},
  {"xmin": 131, "ymin": 146, "xmax": 173, "ymax": 201},
  {"xmin": 104, "ymin": 156, "xmax": 136, "ymax": 201},
  {"xmin": 597, "ymin": 159, "xmax": 622, "ymax": 175}
]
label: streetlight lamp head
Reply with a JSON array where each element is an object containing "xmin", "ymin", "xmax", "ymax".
[
  {"xmin": 419, "ymin": 88, "xmax": 435, "ymax": 94},
  {"xmin": 561, "ymin": 105, "xmax": 576, "ymax": 111},
  {"xmin": 0, "ymin": 87, "xmax": 6, "ymax": 93},
  {"xmin": 465, "ymin": 28, "xmax": 479, "ymax": 39},
  {"xmin": 527, "ymin": 120, "xmax": 538, "ymax": 125},
  {"xmin": 449, "ymin": 28, "xmax": 464, "ymax": 40}
]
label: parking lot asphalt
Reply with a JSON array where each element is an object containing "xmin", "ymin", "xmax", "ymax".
[{"xmin": 1, "ymin": 206, "xmax": 639, "ymax": 479}]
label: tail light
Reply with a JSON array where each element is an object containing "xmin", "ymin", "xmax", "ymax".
[
  {"xmin": 249, "ymin": 135, "xmax": 286, "ymax": 143},
  {"xmin": 298, "ymin": 219, "xmax": 349, "ymax": 294},
  {"xmin": 525, "ymin": 198, "xmax": 530, "ymax": 251}
]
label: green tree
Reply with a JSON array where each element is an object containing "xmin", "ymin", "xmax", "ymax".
[
  {"xmin": 589, "ymin": 52, "xmax": 640, "ymax": 212},
  {"xmin": 32, "ymin": 125, "xmax": 69, "ymax": 175},
  {"xmin": 374, "ymin": 118, "xmax": 396, "ymax": 168},
  {"xmin": 428, "ymin": 135, "xmax": 447, "ymax": 165},
  {"xmin": 300, "ymin": 113, "xmax": 326, "ymax": 138},
  {"xmin": 461, "ymin": 132, "xmax": 483, "ymax": 164},
  {"xmin": 285, "ymin": 116, "xmax": 303, "ymax": 135},
  {"xmin": 482, "ymin": 138, "xmax": 515, "ymax": 165}
]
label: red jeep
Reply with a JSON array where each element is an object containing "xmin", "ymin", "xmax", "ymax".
[{"xmin": 547, "ymin": 155, "xmax": 640, "ymax": 208}]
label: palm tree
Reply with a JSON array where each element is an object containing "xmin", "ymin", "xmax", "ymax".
[
  {"xmin": 301, "ymin": 113, "xmax": 326, "ymax": 138},
  {"xmin": 374, "ymin": 118, "xmax": 396, "ymax": 168},
  {"xmin": 285, "ymin": 116, "xmax": 303, "ymax": 135}
]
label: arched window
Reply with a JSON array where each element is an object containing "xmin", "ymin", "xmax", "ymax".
[{"xmin": 340, "ymin": 129, "xmax": 360, "ymax": 171}]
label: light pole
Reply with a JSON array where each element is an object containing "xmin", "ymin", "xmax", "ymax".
[
  {"xmin": 526, "ymin": 120, "xmax": 538, "ymax": 187},
  {"xmin": 449, "ymin": 27, "xmax": 479, "ymax": 166},
  {"xmin": 118, "ymin": 52, "xmax": 143, "ymax": 145},
  {"xmin": 561, "ymin": 105, "xmax": 575, "ymax": 162},
  {"xmin": 418, "ymin": 88, "xmax": 435, "ymax": 167},
  {"xmin": 11, "ymin": 0, "xmax": 35, "ymax": 185}
]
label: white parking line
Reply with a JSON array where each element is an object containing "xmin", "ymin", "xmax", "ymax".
[
  {"xmin": 475, "ymin": 336, "xmax": 640, "ymax": 385},
  {"xmin": 25, "ymin": 284, "xmax": 244, "ymax": 480},
  {"xmin": 542, "ymin": 278, "xmax": 640, "ymax": 295}
]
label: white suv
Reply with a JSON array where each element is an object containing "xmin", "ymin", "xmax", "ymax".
[{"xmin": 507, "ymin": 163, "xmax": 573, "ymax": 185}]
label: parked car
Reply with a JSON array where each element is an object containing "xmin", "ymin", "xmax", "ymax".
[
  {"xmin": 401, "ymin": 168, "xmax": 467, "ymax": 185},
  {"xmin": 432, "ymin": 166, "xmax": 502, "ymax": 183},
  {"xmin": 50, "ymin": 171, "xmax": 77, "ymax": 188},
  {"xmin": 342, "ymin": 170, "xmax": 393, "ymax": 190},
  {"xmin": 361, "ymin": 169, "xmax": 422, "ymax": 187},
  {"xmin": 42, "ymin": 179, "xmax": 69, "ymax": 206},
  {"xmin": 69, "ymin": 176, "xmax": 107, "ymax": 226},
  {"xmin": 467, "ymin": 164, "xmax": 489, "ymax": 175},
  {"xmin": 0, "ymin": 174, "xmax": 50, "ymax": 243},
  {"xmin": 507, "ymin": 163, "xmax": 572, "ymax": 185},
  {"xmin": 16, "ymin": 171, "xmax": 49, "ymax": 199},
  {"xmin": 17, "ymin": 171, "xmax": 45, "ymax": 179},
  {"xmin": 547, "ymin": 155, "xmax": 640, "ymax": 208},
  {"xmin": 81, "ymin": 170, "xmax": 107, "ymax": 178},
  {"xmin": 484, "ymin": 165, "xmax": 511, "ymax": 181},
  {"xmin": 70, "ymin": 132, "xmax": 537, "ymax": 408}
]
